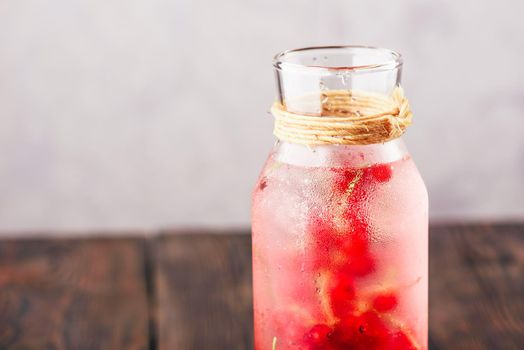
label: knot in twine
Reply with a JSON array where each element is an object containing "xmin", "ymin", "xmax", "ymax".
[{"xmin": 271, "ymin": 87, "xmax": 412, "ymax": 145}]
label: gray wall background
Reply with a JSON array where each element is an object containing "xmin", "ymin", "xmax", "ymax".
[{"xmin": 1, "ymin": 0, "xmax": 523, "ymax": 234}]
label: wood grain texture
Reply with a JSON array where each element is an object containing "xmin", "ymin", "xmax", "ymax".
[
  {"xmin": 0, "ymin": 224, "xmax": 522, "ymax": 349},
  {"xmin": 429, "ymin": 223, "xmax": 524, "ymax": 350},
  {"xmin": 0, "ymin": 238, "xmax": 149, "ymax": 350},
  {"xmin": 153, "ymin": 231, "xmax": 253, "ymax": 350}
]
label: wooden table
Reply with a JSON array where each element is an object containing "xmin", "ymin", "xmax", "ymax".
[{"xmin": 0, "ymin": 224, "xmax": 522, "ymax": 349}]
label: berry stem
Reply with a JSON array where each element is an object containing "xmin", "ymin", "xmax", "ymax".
[
  {"xmin": 331, "ymin": 169, "xmax": 363, "ymax": 230},
  {"xmin": 382, "ymin": 313, "xmax": 421, "ymax": 350}
]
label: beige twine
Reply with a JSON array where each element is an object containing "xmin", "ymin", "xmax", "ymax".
[{"xmin": 271, "ymin": 87, "xmax": 412, "ymax": 145}]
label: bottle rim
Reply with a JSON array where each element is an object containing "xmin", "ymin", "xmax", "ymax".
[{"xmin": 273, "ymin": 45, "xmax": 403, "ymax": 73}]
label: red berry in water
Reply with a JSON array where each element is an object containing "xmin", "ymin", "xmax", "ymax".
[
  {"xmin": 355, "ymin": 311, "xmax": 389, "ymax": 349},
  {"xmin": 370, "ymin": 163, "xmax": 393, "ymax": 183},
  {"xmin": 340, "ymin": 224, "xmax": 368, "ymax": 254},
  {"xmin": 331, "ymin": 311, "xmax": 389, "ymax": 349},
  {"xmin": 341, "ymin": 211, "xmax": 370, "ymax": 251},
  {"xmin": 349, "ymin": 253, "xmax": 376, "ymax": 277},
  {"xmin": 372, "ymin": 293, "xmax": 398, "ymax": 312},
  {"xmin": 339, "ymin": 229, "xmax": 375, "ymax": 278},
  {"xmin": 329, "ymin": 274, "xmax": 356, "ymax": 318},
  {"xmin": 357, "ymin": 311, "xmax": 388, "ymax": 336},
  {"xmin": 330, "ymin": 316, "xmax": 360, "ymax": 347},
  {"xmin": 304, "ymin": 324, "xmax": 333, "ymax": 349}
]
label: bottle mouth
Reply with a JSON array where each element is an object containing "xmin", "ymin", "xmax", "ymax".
[{"xmin": 273, "ymin": 45, "xmax": 402, "ymax": 73}]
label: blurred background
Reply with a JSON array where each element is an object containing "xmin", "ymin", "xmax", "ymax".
[{"xmin": 0, "ymin": 0, "xmax": 523, "ymax": 235}]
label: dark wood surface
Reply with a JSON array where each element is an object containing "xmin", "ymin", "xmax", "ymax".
[
  {"xmin": 0, "ymin": 224, "xmax": 522, "ymax": 349},
  {"xmin": 152, "ymin": 233, "xmax": 253, "ymax": 350},
  {"xmin": 428, "ymin": 224, "xmax": 524, "ymax": 350},
  {"xmin": 0, "ymin": 238, "xmax": 149, "ymax": 350}
]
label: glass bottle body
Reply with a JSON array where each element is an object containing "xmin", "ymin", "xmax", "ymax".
[{"xmin": 252, "ymin": 139, "xmax": 428, "ymax": 349}]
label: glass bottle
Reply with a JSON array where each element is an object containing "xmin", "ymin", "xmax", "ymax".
[{"xmin": 252, "ymin": 46, "xmax": 428, "ymax": 350}]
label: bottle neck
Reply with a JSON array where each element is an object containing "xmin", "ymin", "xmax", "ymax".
[
  {"xmin": 270, "ymin": 46, "xmax": 410, "ymax": 168},
  {"xmin": 272, "ymin": 138, "xmax": 408, "ymax": 168},
  {"xmin": 274, "ymin": 46, "xmax": 402, "ymax": 116}
]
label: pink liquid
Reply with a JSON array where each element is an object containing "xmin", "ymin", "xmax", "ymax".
[{"xmin": 252, "ymin": 145, "xmax": 428, "ymax": 350}]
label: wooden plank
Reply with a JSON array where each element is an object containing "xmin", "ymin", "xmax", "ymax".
[
  {"xmin": 0, "ymin": 223, "xmax": 521, "ymax": 349},
  {"xmin": 0, "ymin": 238, "xmax": 149, "ymax": 350},
  {"xmin": 154, "ymin": 225, "xmax": 524, "ymax": 350},
  {"xmin": 429, "ymin": 224, "xmax": 524, "ymax": 349},
  {"xmin": 153, "ymin": 232, "xmax": 253, "ymax": 350}
]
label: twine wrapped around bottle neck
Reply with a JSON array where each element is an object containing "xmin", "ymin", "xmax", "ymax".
[{"xmin": 271, "ymin": 87, "xmax": 412, "ymax": 145}]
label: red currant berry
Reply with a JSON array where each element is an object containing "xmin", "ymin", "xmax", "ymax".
[
  {"xmin": 350, "ymin": 253, "xmax": 376, "ymax": 277},
  {"xmin": 370, "ymin": 163, "xmax": 393, "ymax": 183},
  {"xmin": 329, "ymin": 274, "xmax": 356, "ymax": 318},
  {"xmin": 340, "ymin": 228, "xmax": 369, "ymax": 256},
  {"xmin": 372, "ymin": 293, "xmax": 398, "ymax": 312},
  {"xmin": 357, "ymin": 311, "xmax": 388, "ymax": 336},
  {"xmin": 331, "ymin": 311, "xmax": 388, "ymax": 349},
  {"xmin": 330, "ymin": 315, "xmax": 360, "ymax": 347},
  {"xmin": 353, "ymin": 311, "xmax": 389, "ymax": 349},
  {"xmin": 338, "ymin": 228, "xmax": 375, "ymax": 278}
]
